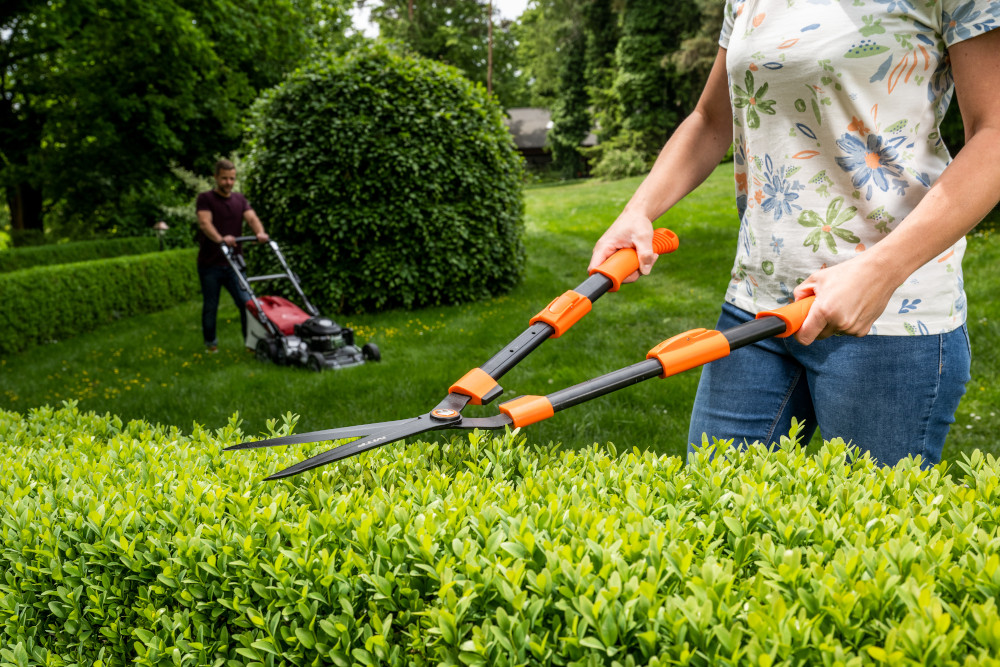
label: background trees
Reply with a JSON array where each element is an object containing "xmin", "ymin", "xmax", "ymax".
[
  {"xmin": 513, "ymin": 0, "xmax": 711, "ymax": 179},
  {"xmin": 0, "ymin": 0, "xmax": 780, "ymax": 245},
  {"xmin": 1, "ymin": 0, "xmax": 353, "ymax": 243},
  {"xmin": 1, "ymin": 0, "xmax": 969, "ymax": 245},
  {"xmin": 364, "ymin": 0, "xmax": 528, "ymax": 108}
]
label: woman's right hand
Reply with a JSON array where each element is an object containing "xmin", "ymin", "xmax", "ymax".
[{"xmin": 588, "ymin": 211, "xmax": 658, "ymax": 284}]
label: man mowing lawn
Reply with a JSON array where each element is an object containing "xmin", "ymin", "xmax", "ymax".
[{"xmin": 195, "ymin": 158, "xmax": 270, "ymax": 353}]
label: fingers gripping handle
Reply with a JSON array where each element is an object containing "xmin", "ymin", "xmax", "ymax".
[
  {"xmin": 590, "ymin": 228, "xmax": 679, "ymax": 292},
  {"xmin": 756, "ymin": 296, "xmax": 815, "ymax": 337}
]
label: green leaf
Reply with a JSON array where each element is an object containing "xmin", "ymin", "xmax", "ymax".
[
  {"xmin": 599, "ymin": 612, "xmax": 619, "ymax": 647},
  {"xmin": 351, "ymin": 648, "xmax": 376, "ymax": 666},
  {"xmin": 251, "ymin": 639, "xmax": 279, "ymax": 656},
  {"xmin": 295, "ymin": 628, "xmax": 316, "ymax": 649},
  {"xmin": 867, "ymin": 646, "xmax": 888, "ymax": 662},
  {"xmin": 500, "ymin": 541, "xmax": 530, "ymax": 560}
]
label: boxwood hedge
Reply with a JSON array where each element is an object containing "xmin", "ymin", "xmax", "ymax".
[
  {"xmin": 243, "ymin": 45, "xmax": 525, "ymax": 315},
  {"xmin": 3, "ymin": 404, "xmax": 1000, "ymax": 666},
  {"xmin": 0, "ymin": 237, "xmax": 160, "ymax": 274},
  {"xmin": 0, "ymin": 249, "xmax": 197, "ymax": 356}
]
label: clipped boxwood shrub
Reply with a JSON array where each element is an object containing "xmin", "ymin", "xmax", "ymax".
[
  {"xmin": 0, "ymin": 237, "xmax": 160, "ymax": 273},
  {"xmin": 243, "ymin": 45, "xmax": 525, "ymax": 314},
  {"xmin": 0, "ymin": 249, "xmax": 197, "ymax": 355},
  {"xmin": 3, "ymin": 404, "xmax": 1000, "ymax": 666}
]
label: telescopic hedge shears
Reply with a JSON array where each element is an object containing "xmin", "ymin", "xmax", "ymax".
[{"xmin": 227, "ymin": 229, "xmax": 814, "ymax": 480}]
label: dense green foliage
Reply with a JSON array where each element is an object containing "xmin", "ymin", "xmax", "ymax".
[
  {"xmin": 368, "ymin": 0, "xmax": 528, "ymax": 108},
  {"xmin": 515, "ymin": 0, "xmax": 710, "ymax": 177},
  {"xmin": 547, "ymin": 26, "xmax": 591, "ymax": 178},
  {"xmin": 1, "ymin": 0, "xmax": 353, "ymax": 241},
  {"xmin": 244, "ymin": 46, "xmax": 525, "ymax": 314},
  {"xmin": 0, "ymin": 237, "xmax": 159, "ymax": 273},
  {"xmin": 582, "ymin": 0, "xmax": 622, "ymax": 140},
  {"xmin": 0, "ymin": 249, "xmax": 197, "ymax": 355},
  {"xmin": 3, "ymin": 405, "xmax": 1000, "ymax": 665},
  {"xmin": 610, "ymin": 0, "xmax": 702, "ymax": 153}
]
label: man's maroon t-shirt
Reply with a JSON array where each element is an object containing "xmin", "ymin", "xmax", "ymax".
[{"xmin": 196, "ymin": 190, "xmax": 252, "ymax": 266}]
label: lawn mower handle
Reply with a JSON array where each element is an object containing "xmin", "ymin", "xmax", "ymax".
[{"xmin": 227, "ymin": 237, "xmax": 320, "ymax": 317}]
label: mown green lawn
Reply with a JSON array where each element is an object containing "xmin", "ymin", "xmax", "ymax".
[{"xmin": 3, "ymin": 163, "xmax": 999, "ymax": 465}]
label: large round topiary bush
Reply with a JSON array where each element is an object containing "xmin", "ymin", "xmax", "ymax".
[{"xmin": 243, "ymin": 45, "xmax": 525, "ymax": 314}]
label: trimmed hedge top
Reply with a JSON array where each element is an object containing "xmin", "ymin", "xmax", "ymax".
[
  {"xmin": 243, "ymin": 44, "xmax": 526, "ymax": 314},
  {"xmin": 0, "ymin": 237, "xmax": 159, "ymax": 273},
  {"xmin": 3, "ymin": 405, "xmax": 1000, "ymax": 666},
  {"xmin": 0, "ymin": 248, "xmax": 198, "ymax": 355}
]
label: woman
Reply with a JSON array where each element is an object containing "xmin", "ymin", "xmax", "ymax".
[{"xmin": 590, "ymin": 0, "xmax": 1000, "ymax": 466}]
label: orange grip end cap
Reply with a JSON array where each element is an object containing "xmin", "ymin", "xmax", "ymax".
[
  {"xmin": 756, "ymin": 296, "xmax": 815, "ymax": 338},
  {"xmin": 590, "ymin": 228, "xmax": 679, "ymax": 292},
  {"xmin": 646, "ymin": 329, "xmax": 731, "ymax": 378},
  {"xmin": 651, "ymin": 228, "xmax": 680, "ymax": 255},
  {"xmin": 530, "ymin": 290, "xmax": 593, "ymax": 337},
  {"xmin": 499, "ymin": 395, "xmax": 555, "ymax": 428},
  {"xmin": 449, "ymin": 368, "xmax": 500, "ymax": 405}
]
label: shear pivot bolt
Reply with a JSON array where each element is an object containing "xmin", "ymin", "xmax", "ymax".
[{"xmin": 431, "ymin": 408, "xmax": 460, "ymax": 421}]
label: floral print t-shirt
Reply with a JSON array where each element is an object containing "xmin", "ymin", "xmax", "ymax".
[{"xmin": 720, "ymin": 0, "xmax": 999, "ymax": 335}]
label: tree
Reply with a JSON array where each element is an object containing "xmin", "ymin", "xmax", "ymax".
[
  {"xmin": 513, "ymin": 0, "xmax": 566, "ymax": 108},
  {"xmin": 548, "ymin": 24, "xmax": 590, "ymax": 178},
  {"xmin": 666, "ymin": 0, "xmax": 725, "ymax": 97},
  {"xmin": 514, "ymin": 0, "xmax": 610, "ymax": 176},
  {"xmin": 612, "ymin": 0, "xmax": 702, "ymax": 156},
  {"xmin": 365, "ymin": 0, "xmax": 528, "ymax": 108},
  {"xmin": 582, "ymin": 0, "xmax": 621, "ymax": 143},
  {"xmin": 582, "ymin": 0, "xmax": 702, "ymax": 178},
  {"xmin": 0, "ymin": 0, "xmax": 353, "ymax": 243}
]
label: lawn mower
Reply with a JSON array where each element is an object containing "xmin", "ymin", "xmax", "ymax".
[
  {"xmin": 220, "ymin": 236, "xmax": 380, "ymax": 371},
  {"xmin": 228, "ymin": 228, "xmax": 816, "ymax": 479}
]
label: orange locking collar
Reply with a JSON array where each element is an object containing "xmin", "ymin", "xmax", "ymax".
[
  {"xmin": 529, "ymin": 290, "xmax": 593, "ymax": 338},
  {"xmin": 499, "ymin": 395, "xmax": 555, "ymax": 428},
  {"xmin": 449, "ymin": 368, "xmax": 500, "ymax": 405},
  {"xmin": 646, "ymin": 328, "xmax": 731, "ymax": 378}
]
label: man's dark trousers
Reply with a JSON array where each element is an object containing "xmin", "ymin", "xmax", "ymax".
[{"xmin": 198, "ymin": 264, "xmax": 250, "ymax": 346}]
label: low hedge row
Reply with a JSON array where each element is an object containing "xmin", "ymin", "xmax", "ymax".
[
  {"xmin": 0, "ymin": 249, "xmax": 197, "ymax": 355},
  {"xmin": 0, "ymin": 237, "xmax": 160, "ymax": 273},
  {"xmin": 2, "ymin": 404, "xmax": 1000, "ymax": 666}
]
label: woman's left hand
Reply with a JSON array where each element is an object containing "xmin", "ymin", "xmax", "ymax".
[{"xmin": 792, "ymin": 254, "xmax": 901, "ymax": 345}]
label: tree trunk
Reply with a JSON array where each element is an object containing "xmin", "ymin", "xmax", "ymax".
[
  {"xmin": 487, "ymin": 0, "xmax": 493, "ymax": 96},
  {"xmin": 6, "ymin": 182, "xmax": 45, "ymax": 244}
]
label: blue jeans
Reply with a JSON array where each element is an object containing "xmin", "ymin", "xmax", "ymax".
[
  {"xmin": 198, "ymin": 264, "xmax": 250, "ymax": 347},
  {"xmin": 688, "ymin": 302, "xmax": 971, "ymax": 468}
]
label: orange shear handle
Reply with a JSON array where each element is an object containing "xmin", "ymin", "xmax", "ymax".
[
  {"xmin": 590, "ymin": 228, "xmax": 680, "ymax": 292},
  {"xmin": 756, "ymin": 296, "xmax": 815, "ymax": 337}
]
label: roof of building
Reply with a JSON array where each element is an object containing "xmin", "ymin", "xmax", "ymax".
[{"xmin": 504, "ymin": 107, "xmax": 597, "ymax": 150}]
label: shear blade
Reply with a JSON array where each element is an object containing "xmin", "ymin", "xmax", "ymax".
[
  {"xmin": 224, "ymin": 418, "xmax": 414, "ymax": 451},
  {"xmin": 265, "ymin": 416, "xmax": 446, "ymax": 480}
]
